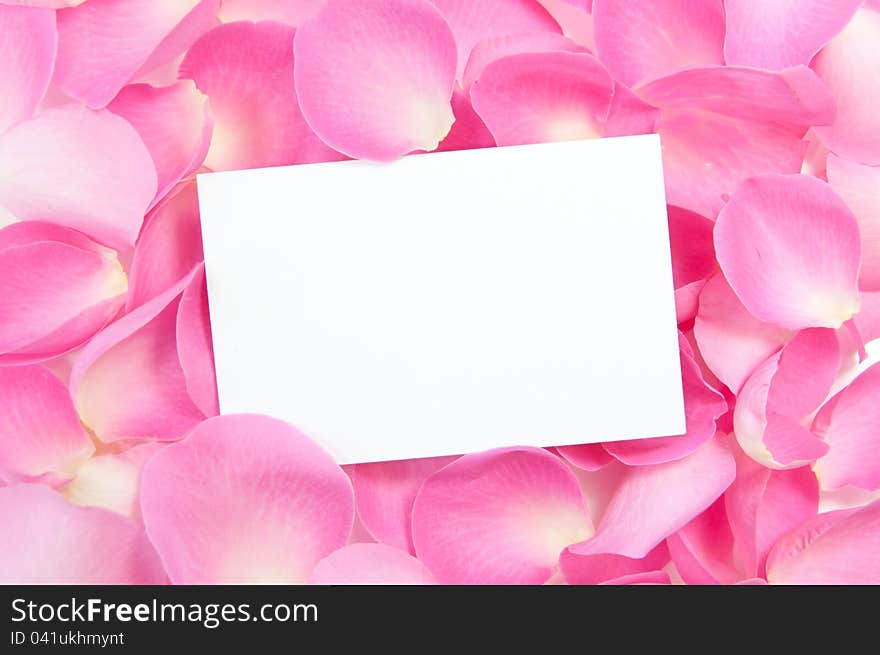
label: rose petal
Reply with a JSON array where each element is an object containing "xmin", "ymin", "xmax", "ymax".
[
  {"xmin": 538, "ymin": 0, "xmax": 595, "ymax": 50},
  {"xmin": 668, "ymin": 205, "xmax": 716, "ymax": 320},
  {"xmin": 108, "ymin": 81, "xmax": 212, "ymax": 209},
  {"xmin": 0, "ymin": 5, "xmax": 56, "ymax": 134},
  {"xmin": 723, "ymin": 0, "xmax": 862, "ymax": 70},
  {"xmin": 294, "ymin": 0, "xmax": 456, "ymax": 161},
  {"xmin": 435, "ymin": 90, "xmax": 496, "ymax": 153},
  {"xmin": 352, "ymin": 456, "xmax": 456, "ymax": 554},
  {"xmin": 141, "ymin": 414, "xmax": 354, "ymax": 584},
  {"xmin": 412, "ymin": 447, "xmax": 592, "ymax": 584},
  {"xmin": 715, "ymin": 174, "xmax": 861, "ymax": 329},
  {"xmin": 175, "ymin": 266, "xmax": 218, "ymax": 417},
  {"xmin": 218, "ymin": 0, "xmax": 325, "ymax": 25},
  {"xmin": 0, "ymin": 222, "xmax": 127, "ymax": 364},
  {"xmin": 0, "ymin": 365, "xmax": 93, "ymax": 481},
  {"xmin": 666, "ymin": 499, "xmax": 739, "ymax": 585},
  {"xmin": 560, "ymin": 543, "xmax": 669, "ymax": 585},
  {"xmin": 0, "ymin": 483, "xmax": 165, "ymax": 584},
  {"xmin": 308, "ymin": 543, "xmax": 436, "ymax": 584},
  {"xmin": 555, "ymin": 444, "xmax": 613, "ymax": 472},
  {"xmin": 180, "ymin": 20, "xmax": 342, "ymax": 171},
  {"xmin": 0, "ymin": 105, "xmax": 157, "ymax": 249},
  {"xmin": 592, "ymin": 0, "xmax": 724, "ymax": 87}
]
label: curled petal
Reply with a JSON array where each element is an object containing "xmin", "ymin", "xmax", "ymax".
[
  {"xmin": 0, "ymin": 222, "xmax": 127, "ymax": 364},
  {"xmin": 411, "ymin": 447, "xmax": 592, "ymax": 584},
  {"xmin": 0, "ymin": 483, "xmax": 165, "ymax": 584},
  {"xmin": 69, "ymin": 269, "xmax": 205, "ymax": 443},
  {"xmin": 0, "ymin": 5, "xmax": 56, "ymax": 134},
  {"xmin": 176, "ymin": 266, "xmax": 218, "ymax": 417},
  {"xmin": 108, "ymin": 81, "xmax": 212, "ymax": 208},
  {"xmin": 811, "ymin": 8, "xmax": 880, "ymax": 165},
  {"xmin": 555, "ymin": 444, "xmax": 613, "ymax": 472},
  {"xmin": 308, "ymin": 543, "xmax": 435, "ymax": 585},
  {"xmin": 0, "ymin": 105, "xmax": 157, "ymax": 249},
  {"xmin": 766, "ymin": 500, "xmax": 880, "ymax": 584},
  {"xmin": 180, "ymin": 20, "xmax": 342, "ymax": 171},
  {"xmin": 141, "ymin": 414, "xmax": 354, "ymax": 584},
  {"xmin": 0, "ymin": 365, "xmax": 93, "ymax": 481},
  {"xmin": 715, "ymin": 174, "xmax": 861, "ymax": 329},
  {"xmin": 560, "ymin": 543, "xmax": 669, "ymax": 585},
  {"xmin": 666, "ymin": 499, "xmax": 739, "ymax": 585},
  {"xmin": 294, "ymin": 0, "xmax": 457, "ymax": 161},
  {"xmin": 352, "ymin": 456, "xmax": 456, "ymax": 553}
]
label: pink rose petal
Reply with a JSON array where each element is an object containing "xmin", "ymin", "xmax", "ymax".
[
  {"xmin": 308, "ymin": 543, "xmax": 436, "ymax": 585},
  {"xmin": 180, "ymin": 20, "xmax": 342, "ymax": 171},
  {"xmin": 294, "ymin": 0, "xmax": 457, "ymax": 161},
  {"xmin": 666, "ymin": 499, "xmax": 739, "ymax": 585},
  {"xmin": 560, "ymin": 543, "xmax": 669, "ymax": 585},
  {"xmin": 435, "ymin": 90, "xmax": 496, "ymax": 153},
  {"xmin": 592, "ymin": 0, "xmax": 724, "ymax": 87},
  {"xmin": 108, "ymin": 81, "xmax": 212, "ymax": 209},
  {"xmin": 0, "ymin": 5, "xmax": 56, "ymax": 134},
  {"xmin": 69, "ymin": 269, "xmax": 205, "ymax": 443},
  {"xmin": 723, "ymin": 0, "xmax": 862, "ymax": 70},
  {"xmin": 667, "ymin": 206, "xmax": 716, "ymax": 324},
  {"xmin": 141, "ymin": 414, "xmax": 354, "ymax": 584},
  {"xmin": 412, "ymin": 447, "xmax": 592, "ymax": 584},
  {"xmin": 0, "ymin": 483, "xmax": 165, "ymax": 584},
  {"xmin": 811, "ymin": 7, "xmax": 880, "ymax": 165},
  {"xmin": 538, "ymin": 0, "xmax": 595, "ymax": 50},
  {"xmin": 0, "ymin": 365, "xmax": 93, "ymax": 481},
  {"xmin": 175, "ymin": 266, "xmax": 218, "ymax": 417},
  {"xmin": 766, "ymin": 501, "xmax": 880, "ymax": 584},
  {"xmin": 0, "ymin": 105, "xmax": 157, "ymax": 249},
  {"xmin": 555, "ymin": 444, "xmax": 613, "ymax": 472},
  {"xmin": 218, "ymin": 0, "xmax": 325, "ymax": 26},
  {"xmin": 0, "ymin": 222, "xmax": 127, "ymax": 364},
  {"xmin": 352, "ymin": 456, "xmax": 456, "ymax": 554},
  {"xmin": 694, "ymin": 274, "xmax": 794, "ymax": 394},
  {"xmin": 715, "ymin": 174, "xmax": 861, "ymax": 329}
]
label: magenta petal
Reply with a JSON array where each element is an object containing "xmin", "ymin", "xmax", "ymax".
[
  {"xmin": 175, "ymin": 266, "xmax": 218, "ymax": 417},
  {"xmin": 411, "ymin": 447, "xmax": 592, "ymax": 584},
  {"xmin": 723, "ymin": 0, "xmax": 862, "ymax": 70},
  {"xmin": 560, "ymin": 543, "xmax": 669, "ymax": 585},
  {"xmin": 0, "ymin": 5, "xmax": 56, "ymax": 134},
  {"xmin": 352, "ymin": 456, "xmax": 456, "ymax": 554},
  {"xmin": 435, "ymin": 90, "xmax": 496, "ymax": 153},
  {"xmin": 141, "ymin": 414, "xmax": 354, "ymax": 584},
  {"xmin": 593, "ymin": 0, "xmax": 724, "ymax": 87},
  {"xmin": 0, "ymin": 365, "xmax": 93, "ymax": 481},
  {"xmin": 308, "ymin": 543, "xmax": 436, "ymax": 585},
  {"xmin": 0, "ymin": 483, "xmax": 165, "ymax": 584},
  {"xmin": 715, "ymin": 174, "xmax": 861, "ymax": 329},
  {"xmin": 180, "ymin": 20, "xmax": 343, "ymax": 171},
  {"xmin": 766, "ymin": 501, "xmax": 880, "ymax": 584},
  {"xmin": 0, "ymin": 105, "xmax": 157, "ymax": 249},
  {"xmin": 294, "ymin": 0, "xmax": 457, "ymax": 161},
  {"xmin": 666, "ymin": 499, "xmax": 739, "ymax": 585},
  {"xmin": 667, "ymin": 206, "xmax": 716, "ymax": 324},
  {"xmin": 108, "ymin": 81, "xmax": 212, "ymax": 208}
]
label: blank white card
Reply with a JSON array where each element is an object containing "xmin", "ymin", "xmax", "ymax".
[{"xmin": 197, "ymin": 135, "xmax": 685, "ymax": 464}]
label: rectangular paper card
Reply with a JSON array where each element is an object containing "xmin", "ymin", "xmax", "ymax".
[{"xmin": 197, "ymin": 134, "xmax": 685, "ymax": 464}]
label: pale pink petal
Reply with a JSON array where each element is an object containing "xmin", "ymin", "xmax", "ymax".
[
  {"xmin": 0, "ymin": 222, "xmax": 127, "ymax": 364},
  {"xmin": 715, "ymin": 174, "xmax": 861, "ymax": 329},
  {"xmin": 294, "ymin": 0, "xmax": 457, "ymax": 161},
  {"xmin": 0, "ymin": 483, "xmax": 165, "ymax": 584},
  {"xmin": 53, "ymin": 0, "xmax": 212, "ymax": 108},
  {"xmin": 141, "ymin": 414, "xmax": 354, "ymax": 584},
  {"xmin": 853, "ymin": 291, "xmax": 880, "ymax": 348},
  {"xmin": 175, "ymin": 266, "xmax": 218, "ymax": 417},
  {"xmin": 694, "ymin": 274, "xmax": 793, "ymax": 394},
  {"xmin": 0, "ymin": 5, "xmax": 56, "ymax": 134},
  {"xmin": 603, "ymin": 337, "xmax": 726, "ymax": 466},
  {"xmin": 560, "ymin": 543, "xmax": 669, "ymax": 584},
  {"xmin": 734, "ymin": 328, "xmax": 839, "ymax": 468},
  {"xmin": 0, "ymin": 365, "xmax": 93, "ymax": 481},
  {"xmin": 602, "ymin": 570, "xmax": 670, "ymax": 585},
  {"xmin": 471, "ymin": 51, "xmax": 613, "ymax": 146},
  {"xmin": 723, "ymin": 0, "xmax": 861, "ymax": 69},
  {"xmin": 62, "ymin": 442, "xmax": 163, "ymax": 520},
  {"xmin": 308, "ymin": 543, "xmax": 435, "ymax": 584},
  {"xmin": 352, "ymin": 456, "xmax": 456, "ymax": 553},
  {"xmin": 127, "ymin": 182, "xmax": 204, "ymax": 310},
  {"xmin": 667, "ymin": 206, "xmax": 716, "ymax": 324},
  {"xmin": 811, "ymin": 8, "xmax": 880, "ymax": 165},
  {"xmin": 555, "ymin": 444, "xmax": 613, "ymax": 472},
  {"xmin": 666, "ymin": 499, "xmax": 739, "ymax": 585},
  {"xmin": 429, "ymin": 0, "xmax": 561, "ymax": 80},
  {"xmin": 218, "ymin": 0, "xmax": 324, "ymax": 25},
  {"xmin": 592, "ymin": 0, "xmax": 724, "ymax": 87},
  {"xmin": 411, "ymin": 447, "xmax": 592, "ymax": 584},
  {"xmin": 766, "ymin": 501, "xmax": 880, "ymax": 584},
  {"xmin": 826, "ymin": 155, "xmax": 880, "ymax": 291},
  {"xmin": 0, "ymin": 105, "xmax": 157, "ymax": 249},
  {"xmin": 435, "ymin": 90, "xmax": 496, "ymax": 153},
  {"xmin": 180, "ymin": 20, "xmax": 342, "ymax": 170},
  {"xmin": 569, "ymin": 435, "xmax": 736, "ymax": 559},
  {"xmin": 812, "ymin": 362, "xmax": 880, "ymax": 491},
  {"xmin": 69, "ymin": 269, "xmax": 205, "ymax": 443},
  {"xmin": 725, "ymin": 449, "xmax": 819, "ymax": 578},
  {"xmin": 538, "ymin": 0, "xmax": 595, "ymax": 50},
  {"xmin": 108, "ymin": 81, "xmax": 212, "ymax": 208}
]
